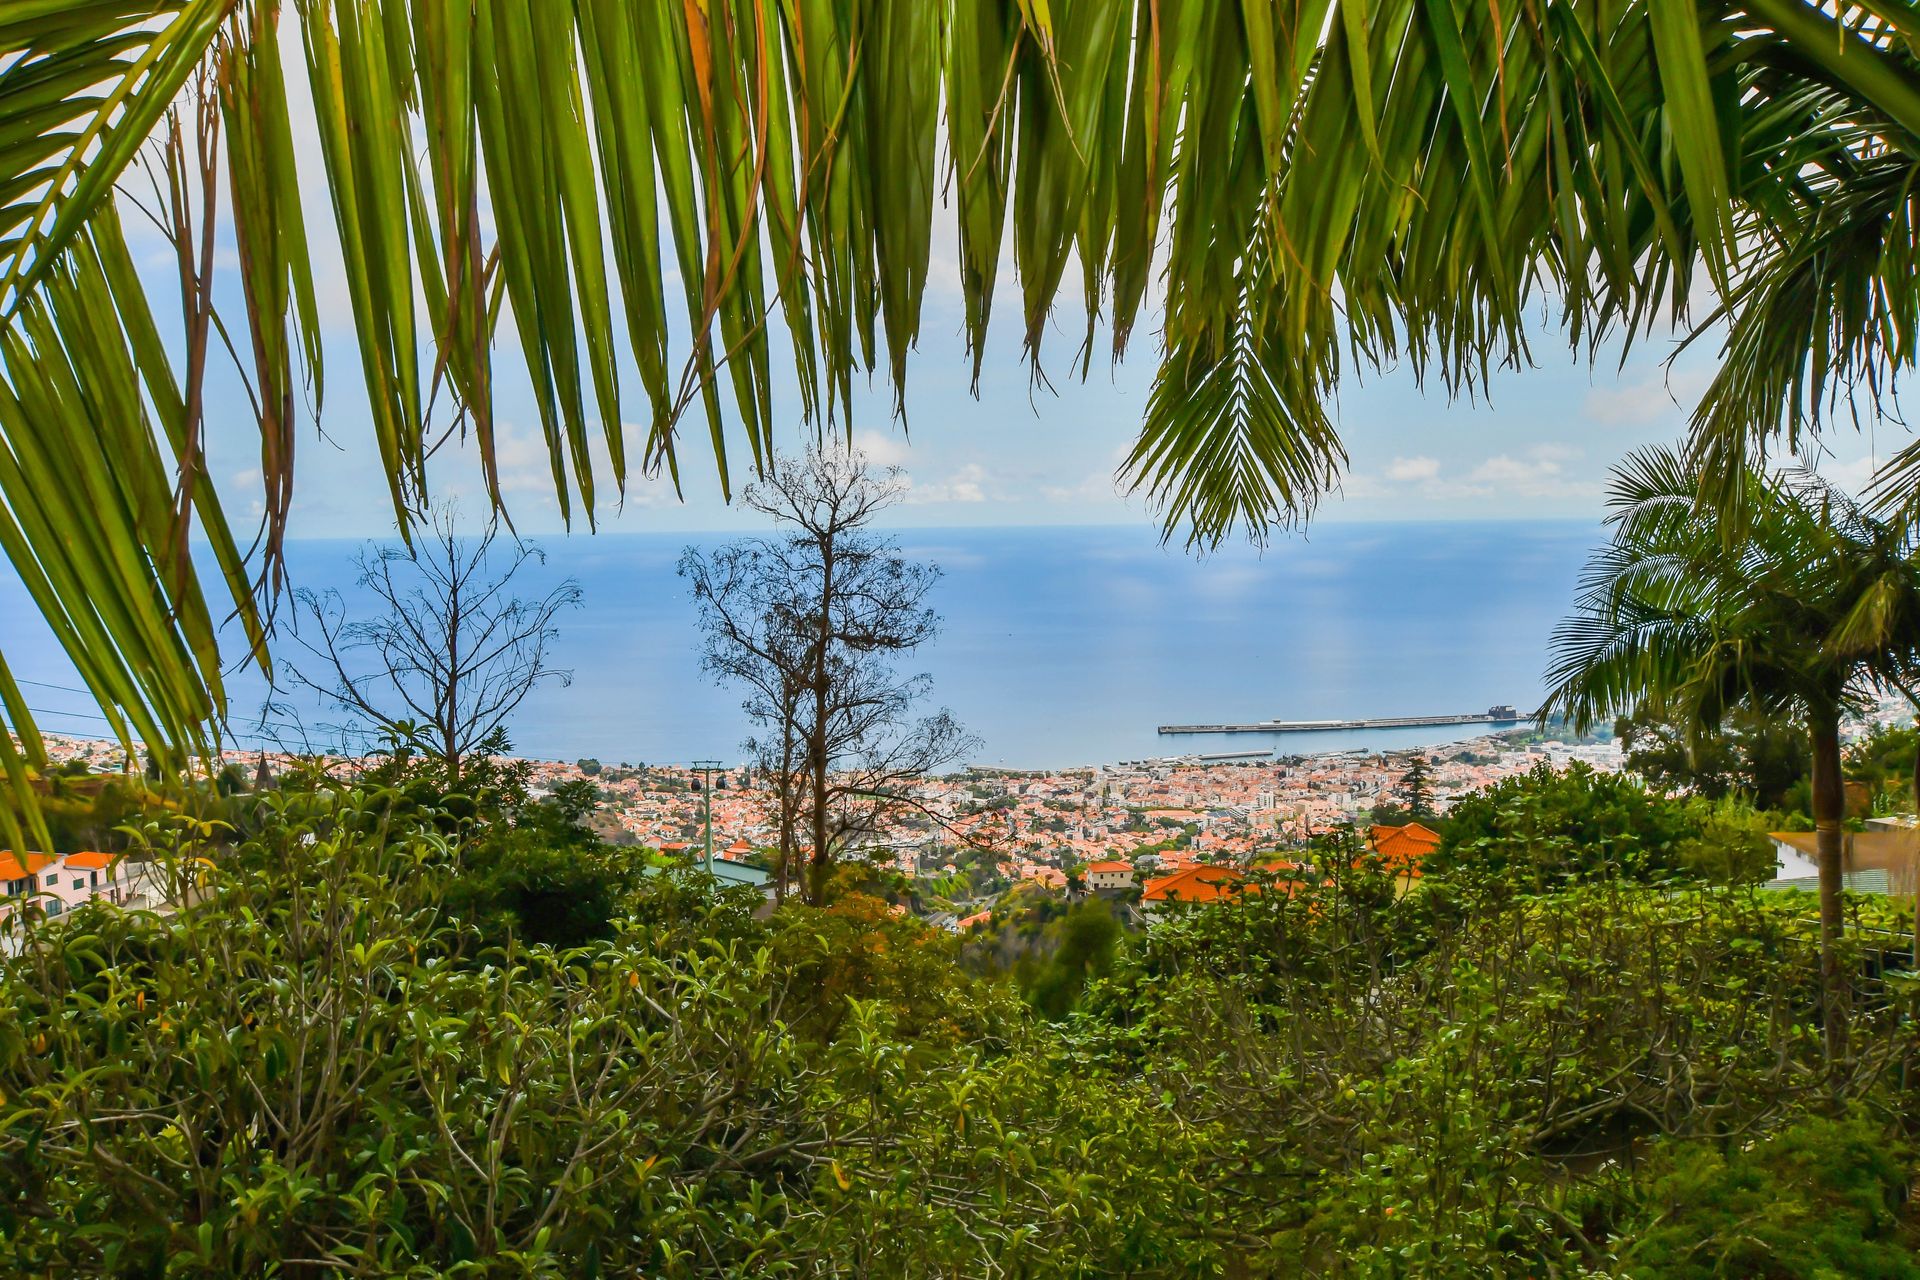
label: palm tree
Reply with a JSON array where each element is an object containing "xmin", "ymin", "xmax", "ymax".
[
  {"xmin": 1544, "ymin": 445, "xmax": 1920, "ymax": 1056},
  {"xmin": 1, "ymin": 3, "xmax": 1914, "ymax": 843}
]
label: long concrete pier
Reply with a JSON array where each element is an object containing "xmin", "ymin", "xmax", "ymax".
[{"xmin": 1158, "ymin": 706, "xmax": 1527, "ymax": 735}]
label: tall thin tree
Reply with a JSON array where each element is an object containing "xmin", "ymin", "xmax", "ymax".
[{"xmin": 684, "ymin": 450, "xmax": 975, "ymax": 904}]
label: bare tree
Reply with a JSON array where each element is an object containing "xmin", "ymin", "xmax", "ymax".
[
  {"xmin": 680, "ymin": 536, "xmax": 815, "ymax": 897},
  {"xmin": 681, "ymin": 449, "xmax": 976, "ymax": 903},
  {"xmin": 282, "ymin": 507, "xmax": 581, "ymax": 787}
]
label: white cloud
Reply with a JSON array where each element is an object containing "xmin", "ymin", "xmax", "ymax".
[
  {"xmin": 850, "ymin": 429, "xmax": 912, "ymax": 468},
  {"xmin": 1464, "ymin": 444, "xmax": 1597, "ymax": 499},
  {"xmin": 905, "ymin": 462, "xmax": 990, "ymax": 505},
  {"xmin": 1341, "ymin": 444, "xmax": 1598, "ymax": 505},
  {"xmin": 1384, "ymin": 455, "xmax": 1440, "ymax": 482},
  {"xmin": 1337, "ymin": 470, "xmax": 1388, "ymax": 500},
  {"xmin": 461, "ymin": 418, "xmax": 561, "ymax": 498},
  {"xmin": 1040, "ymin": 468, "xmax": 1123, "ymax": 505},
  {"xmin": 1584, "ymin": 366, "xmax": 1714, "ymax": 426},
  {"xmin": 924, "ymin": 244, "xmax": 966, "ymax": 304}
]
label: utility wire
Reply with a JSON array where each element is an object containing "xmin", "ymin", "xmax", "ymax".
[
  {"xmin": 13, "ymin": 677, "xmax": 94, "ymax": 697},
  {"xmin": 12, "ymin": 703, "xmax": 383, "ymax": 752}
]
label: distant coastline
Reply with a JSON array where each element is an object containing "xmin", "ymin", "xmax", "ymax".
[{"xmin": 7, "ymin": 521, "xmax": 1602, "ymax": 769}]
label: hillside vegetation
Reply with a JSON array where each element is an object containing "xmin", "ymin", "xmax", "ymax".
[{"xmin": 2, "ymin": 766, "xmax": 1917, "ymax": 1277}]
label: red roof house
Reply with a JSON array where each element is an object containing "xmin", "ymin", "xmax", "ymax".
[
  {"xmin": 1141, "ymin": 864, "xmax": 1250, "ymax": 909},
  {"xmin": 1367, "ymin": 822, "xmax": 1444, "ymax": 876}
]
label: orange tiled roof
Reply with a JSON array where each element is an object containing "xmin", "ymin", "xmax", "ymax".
[
  {"xmin": 0, "ymin": 851, "xmax": 54, "ymax": 880},
  {"xmin": 1368, "ymin": 822, "xmax": 1443, "ymax": 873},
  {"xmin": 63, "ymin": 851, "xmax": 116, "ymax": 870},
  {"xmin": 1142, "ymin": 864, "xmax": 1249, "ymax": 904},
  {"xmin": 1085, "ymin": 860, "xmax": 1133, "ymax": 875}
]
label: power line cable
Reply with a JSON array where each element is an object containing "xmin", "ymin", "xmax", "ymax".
[{"xmin": 13, "ymin": 677, "xmax": 95, "ymax": 697}]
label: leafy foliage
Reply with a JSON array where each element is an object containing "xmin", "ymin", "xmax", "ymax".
[
  {"xmin": 1619, "ymin": 703, "xmax": 1813, "ymax": 810},
  {"xmin": 1082, "ymin": 854, "xmax": 1920, "ymax": 1275},
  {"xmin": 1427, "ymin": 760, "xmax": 1782, "ymax": 888},
  {"xmin": 2, "ymin": 776, "xmax": 1917, "ymax": 1275},
  {"xmin": 1622, "ymin": 1113, "xmax": 1920, "ymax": 1279},
  {"xmin": 1849, "ymin": 723, "xmax": 1920, "ymax": 813},
  {"xmin": 1, "ymin": 770, "xmax": 170, "ymax": 856},
  {"xmin": 0, "ymin": 786, "xmax": 1212, "ymax": 1276},
  {"xmin": 1017, "ymin": 898, "xmax": 1125, "ymax": 1019},
  {"xmin": 441, "ymin": 779, "xmax": 641, "ymax": 952},
  {"xmin": 1428, "ymin": 761, "xmax": 1697, "ymax": 888}
]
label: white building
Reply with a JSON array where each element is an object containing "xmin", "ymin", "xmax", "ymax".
[{"xmin": 1, "ymin": 850, "xmax": 160, "ymax": 925}]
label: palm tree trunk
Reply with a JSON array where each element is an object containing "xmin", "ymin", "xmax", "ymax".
[{"xmin": 1809, "ymin": 706, "xmax": 1848, "ymax": 1060}]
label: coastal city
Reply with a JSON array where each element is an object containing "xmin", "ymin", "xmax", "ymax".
[
  {"xmin": 9, "ymin": 16, "xmax": 1920, "ymax": 1270},
  {"xmin": 30, "ymin": 722, "xmax": 1624, "ymax": 906},
  {"xmin": 32, "ymin": 680, "xmax": 1920, "ymax": 931},
  {"xmin": 32, "ymin": 680, "xmax": 1920, "ymax": 936},
  {"xmin": 536, "ymin": 731, "xmax": 1623, "ymax": 882}
]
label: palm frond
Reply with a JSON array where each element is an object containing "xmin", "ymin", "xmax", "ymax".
[
  {"xmin": 1687, "ymin": 149, "xmax": 1920, "ymax": 502},
  {"xmin": 2, "ymin": 0, "xmax": 1919, "ymax": 808},
  {"xmin": 0, "ymin": 0, "xmax": 231, "ymax": 308},
  {"xmin": 1549, "ymin": 443, "xmax": 1920, "ymax": 745}
]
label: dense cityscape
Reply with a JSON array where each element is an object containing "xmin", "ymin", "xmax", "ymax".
[{"xmin": 34, "ymin": 722, "xmax": 1623, "ymax": 896}]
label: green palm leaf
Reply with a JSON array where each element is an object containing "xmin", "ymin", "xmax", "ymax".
[{"xmin": 1, "ymin": 0, "xmax": 1917, "ymax": 818}]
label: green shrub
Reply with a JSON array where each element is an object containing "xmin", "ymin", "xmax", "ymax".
[
  {"xmin": 1432, "ymin": 762, "xmax": 1705, "ymax": 888},
  {"xmin": 1019, "ymin": 898, "xmax": 1125, "ymax": 1018},
  {"xmin": 3, "ymin": 776, "xmax": 1915, "ymax": 1277},
  {"xmin": 0, "ymin": 786, "xmax": 1221, "ymax": 1275},
  {"xmin": 1624, "ymin": 1113, "xmax": 1920, "ymax": 1279}
]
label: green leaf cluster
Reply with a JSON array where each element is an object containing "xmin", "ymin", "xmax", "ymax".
[{"xmin": 2, "ymin": 777, "xmax": 1917, "ymax": 1275}]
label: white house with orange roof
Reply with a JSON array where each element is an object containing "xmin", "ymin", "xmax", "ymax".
[
  {"xmin": 1084, "ymin": 859, "xmax": 1136, "ymax": 892},
  {"xmin": 1, "ymin": 850, "xmax": 157, "ymax": 925},
  {"xmin": 0, "ymin": 851, "xmax": 54, "ymax": 918}
]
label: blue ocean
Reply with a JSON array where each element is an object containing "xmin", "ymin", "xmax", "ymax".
[{"xmin": 5, "ymin": 521, "xmax": 1600, "ymax": 769}]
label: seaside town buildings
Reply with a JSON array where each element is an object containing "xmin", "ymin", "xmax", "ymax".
[
  {"xmin": 20, "ymin": 692, "xmax": 1920, "ymax": 925},
  {"xmin": 23, "ymin": 727, "xmax": 1624, "ymax": 912},
  {"xmin": 477, "ymin": 728, "xmax": 1627, "ymax": 899}
]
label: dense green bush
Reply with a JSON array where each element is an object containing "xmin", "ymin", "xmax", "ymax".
[
  {"xmin": 1078, "ymin": 850, "xmax": 1920, "ymax": 1275},
  {"xmin": 1, "ymin": 777, "xmax": 1915, "ymax": 1276},
  {"xmin": 1017, "ymin": 898, "xmax": 1124, "ymax": 1017},
  {"xmin": 1618, "ymin": 704, "xmax": 1812, "ymax": 810},
  {"xmin": 1622, "ymin": 1113, "xmax": 1920, "ymax": 1279},
  {"xmin": 1430, "ymin": 760, "xmax": 1781, "ymax": 889},
  {"xmin": 0, "ymin": 786, "xmax": 1216, "ymax": 1276},
  {"xmin": 441, "ymin": 779, "xmax": 642, "ymax": 950},
  {"xmin": 1429, "ymin": 761, "xmax": 1694, "ymax": 886}
]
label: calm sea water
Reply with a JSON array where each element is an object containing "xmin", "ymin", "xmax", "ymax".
[{"xmin": 4, "ymin": 521, "xmax": 1599, "ymax": 769}]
